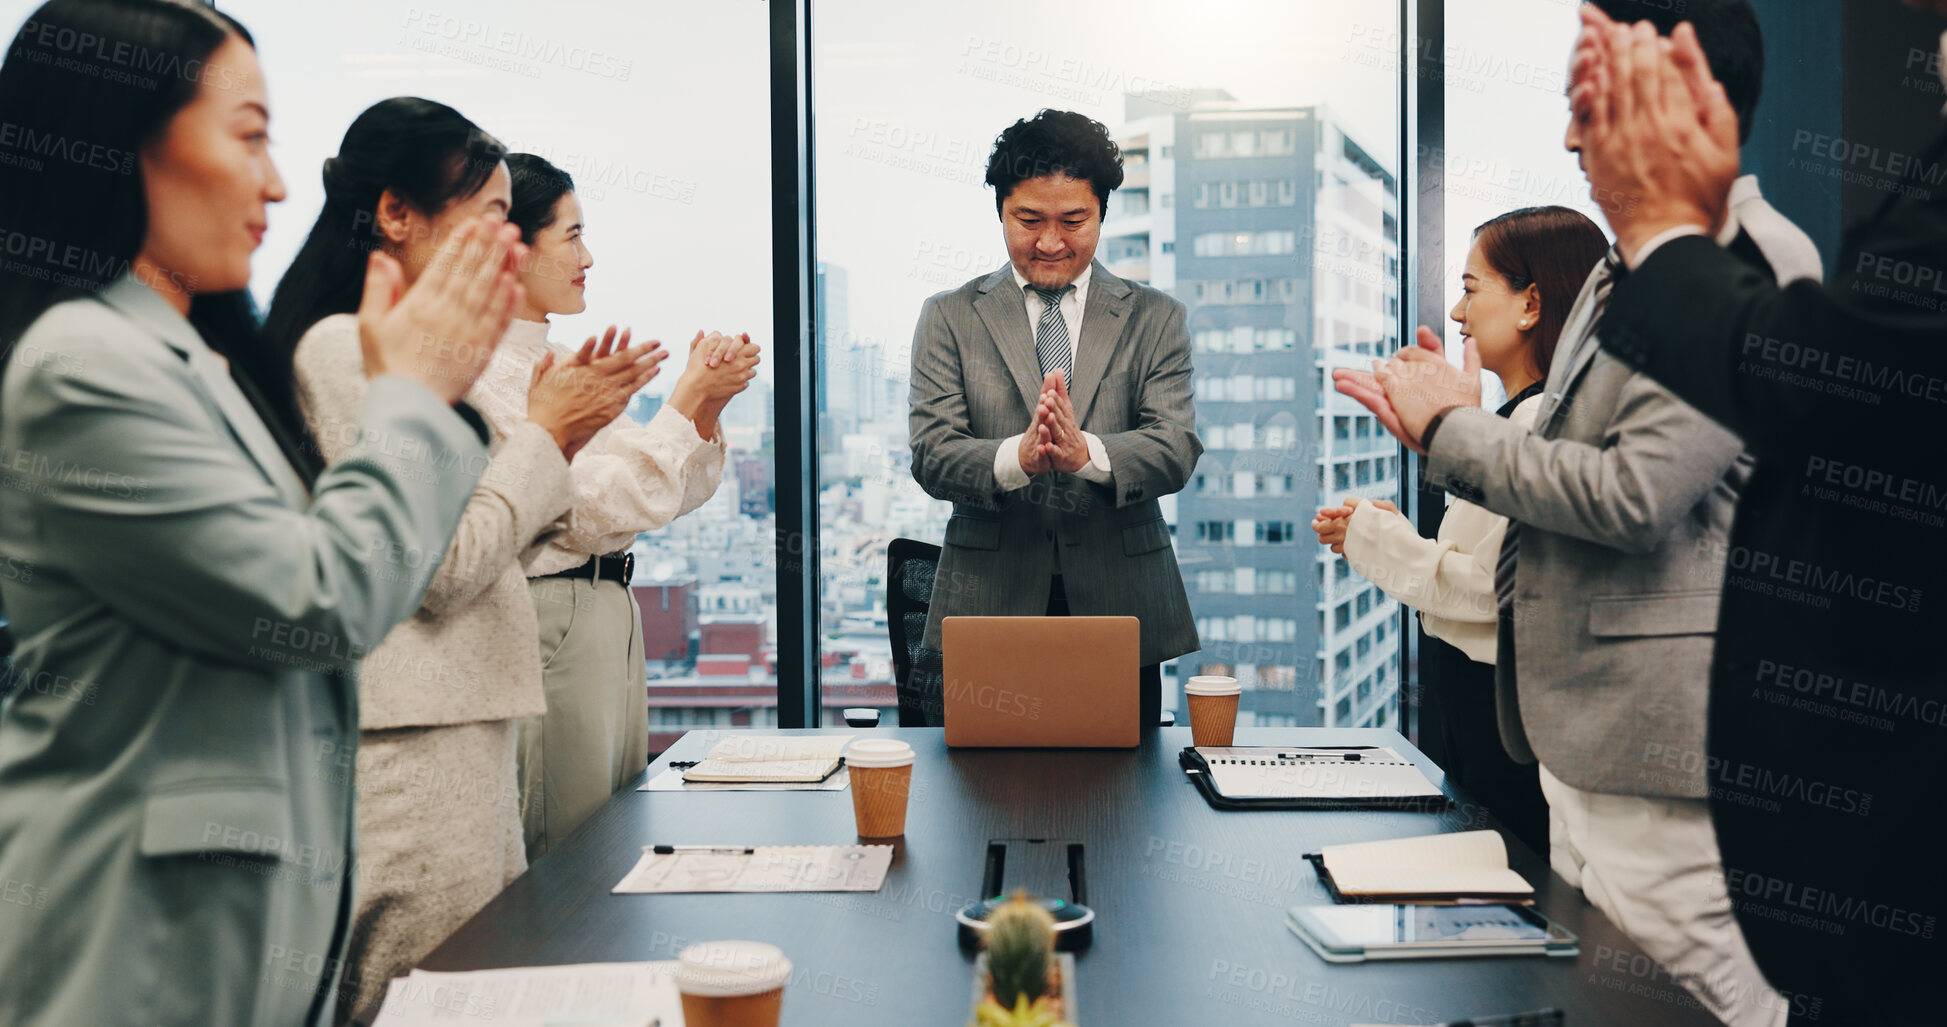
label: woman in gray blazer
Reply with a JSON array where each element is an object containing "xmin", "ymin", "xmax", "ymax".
[
  {"xmin": 272, "ymin": 100, "xmax": 662, "ymax": 1018},
  {"xmin": 0, "ymin": 3, "xmax": 527, "ymax": 1025}
]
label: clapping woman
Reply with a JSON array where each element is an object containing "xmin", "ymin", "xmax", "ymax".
[
  {"xmin": 474, "ymin": 153, "xmax": 762, "ymax": 859},
  {"xmin": 1311, "ymin": 206, "xmax": 1607, "ymax": 852},
  {"xmin": 0, "ymin": 3, "xmax": 525, "ymax": 1024},
  {"xmin": 268, "ymin": 99, "xmax": 663, "ymax": 1018}
]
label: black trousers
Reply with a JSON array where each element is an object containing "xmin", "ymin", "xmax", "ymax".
[
  {"xmin": 1417, "ymin": 634, "xmax": 1548, "ymax": 854},
  {"xmin": 1045, "ymin": 575, "xmax": 1162, "ymax": 729}
]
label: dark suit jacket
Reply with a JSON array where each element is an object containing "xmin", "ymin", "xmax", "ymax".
[
  {"xmin": 908, "ymin": 261, "xmax": 1201, "ymax": 667},
  {"xmin": 1600, "ymin": 122, "xmax": 1947, "ymax": 1025}
]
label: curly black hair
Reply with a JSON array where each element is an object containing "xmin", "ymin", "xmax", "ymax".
[{"xmin": 984, "ymin": 109, "xmax": 1124, "ymax": 218}]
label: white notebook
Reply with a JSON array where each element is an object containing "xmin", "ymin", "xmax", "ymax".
[
  {"xmin": 679, "ymin": 733, "xmax": 855, "ymax": 783},
  {"xmin": 1195, "ymin": 746, "xmax": 1443, "ymax": 801},
  {"xmin": 1316, "ymin": 830, "xmax": 1533, "ymax": 902}
]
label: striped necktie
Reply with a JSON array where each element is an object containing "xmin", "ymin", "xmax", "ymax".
[{"xmin": 1027, "ymin": 284, "xmax": 1074, "ymax": 382}]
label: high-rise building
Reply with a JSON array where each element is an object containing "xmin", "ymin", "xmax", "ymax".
[
  {"xmin": 1104, "ymin": 92, "xmax": 1402, "ymax": 729},
  {"xmin": 814, "ymin": 261, "xmax": 849, "ymax": 446}
]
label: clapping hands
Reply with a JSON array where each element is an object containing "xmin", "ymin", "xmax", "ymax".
[
  {"xmin": 666, "ymin": 329, "xmax": 761, "ymax": 441},
  {"xmin": 1331, "ymin": 327, "xmax": 1483, "ymax": 453},
  {"xmin": 526, "ymin": 326, "xmax": 663, "ymax": 460},
  {"xmin": 1312, "ymin": 496, "xmax": 1398, "ymax": 555}
]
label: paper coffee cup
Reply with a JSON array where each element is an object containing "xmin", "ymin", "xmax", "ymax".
[
  {"xmin": 846, "ymin": 739, "xmax": 915, "ymax": 837},
  {"xmin": 675, "ymin": 941, "xmax": 791, "ymax": 1027},
  {"xmin": 1184, "ymin": 676, "xmax": 1241, "ymax": 747}
]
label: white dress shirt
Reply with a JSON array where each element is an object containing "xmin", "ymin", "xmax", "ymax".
[
  {"xmin": 1343, "ymin": 394, "xmax": 1542, "ymax": 663},
  {"xmin": 992, "ymin": 263, "xmax": 1113, "ymax": 490},
  {"xmin": 469, "ymin": 318, "xmax": 727, "ymax": 577},
  {"xmin": 1626, "ymin": 173, "xmax": 1826, "ymax": 278}
]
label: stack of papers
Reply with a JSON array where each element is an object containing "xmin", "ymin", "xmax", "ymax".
[
  {"xmin": 369, "ymin": 961, "xmax": 680, "ymax": 1026},
  {"xmin": 678, "ymin": 734, "xmax": 855, "ymax": 784},
  {"xmin": 613, "ymin": 845, "xmax": 894, "ymax": 894}
]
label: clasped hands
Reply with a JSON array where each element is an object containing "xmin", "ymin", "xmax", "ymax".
[
  {"xmin": 1017, "ymin": 370, "xmax": 1092, "ymax": 476},
  {"xmin": 1332, "ymin": 327, "xmax": 1482, "ymax": 454}
]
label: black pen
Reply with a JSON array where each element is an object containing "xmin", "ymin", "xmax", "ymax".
[
  {"xmin": 1443, "ymin": 1008, "xmax": 1564, "ymax": 1027},
  {"xmin": 650, "ymin": 844, "xmax": 755, "ymax": 855}
]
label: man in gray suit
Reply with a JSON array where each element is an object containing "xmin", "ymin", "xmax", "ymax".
[
  {"xmin": 1336, "ymin": 4, "xmax": 1818, "ymax": 1026},
  {"xmin": 910, "ymin": 109, "xmax": 1201, "ymax": 727}
]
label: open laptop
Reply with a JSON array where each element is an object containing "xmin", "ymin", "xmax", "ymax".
[{"xmin": 940, "ymin": 616, "xmax": 1141, "ymax": 748}]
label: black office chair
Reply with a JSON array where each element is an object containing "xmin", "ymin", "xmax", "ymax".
[
  {"xmin": 881, "ymin": 538, "xmax": 1177, "ymax": 729},
  {"xmin": 886, "ymin": 537, "xmax": 946, "ymax": 727}
]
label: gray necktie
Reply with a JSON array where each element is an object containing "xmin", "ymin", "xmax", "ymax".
[{"xmin": 1027, "ymin": 285, "xmax": 1074, "ymax": 383}]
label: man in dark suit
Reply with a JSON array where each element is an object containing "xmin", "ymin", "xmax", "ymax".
[
  {"xmin": 909, "ymin": 110, "xmax": 1203, "ymax": 727},
  {"xmin": 1571, "ymin": 4, "xmax": 1947, "ymax": 1022}
]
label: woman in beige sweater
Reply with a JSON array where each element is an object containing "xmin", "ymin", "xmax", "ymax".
[
  {"xmin": 1312, "ymin": 206, "xmax": 1607, "ymax": 852},
  {"xmin": 274, "ymin": 100, "xmax": 661, "ymax": 1018}
]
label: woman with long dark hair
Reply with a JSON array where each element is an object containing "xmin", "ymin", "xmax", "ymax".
[
  {"xmin": 476, "ymin": 153, "xmax": 759, "ymax": 859},
  {"xmin": 1312, "ymin": 206, "xmax": 1608, "ymax": 853},
  {"xmin": 272, "ymin": 102, "xmax": 661, "ymax": 1017},
  {"xmin": 0, "ymin": 2, "xmax": 526, "ymax": 1025}
]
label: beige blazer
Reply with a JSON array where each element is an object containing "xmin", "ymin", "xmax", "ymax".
[
  {"xmin": 1343, "ymin": 395, "xmax": 1541, "ymax": 664},
  {"xmin": 295, "ymin": 314, "xmax": 572, "ymax": 729}
]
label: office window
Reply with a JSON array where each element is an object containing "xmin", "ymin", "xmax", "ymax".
[
  {"xmin": 1356, "ymin": 591, "xmax": 1372, "ymax": 617},
  {"xmin": 1334, "ymin": 603, "xmax": 1351, "ymax": 632},
  {"xmin": 815, "ymin": 0, "xmax": 1399, "ymax": 727},
  {"xmin": 227, "ymin": 0, "xmax": 776, "ymax": 752}
]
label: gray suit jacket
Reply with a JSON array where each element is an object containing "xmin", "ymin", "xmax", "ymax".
[
  {"xmin": 910, "ymin": 261, "xmax": 1201, "ymax": 666},
  {"xmin": 0, "ymin": 277, "xmax": 484, "ymax": 1026},
  {"xmin": 1425, "ymin": 188, "xmax": 1819, "ymax": 799}
]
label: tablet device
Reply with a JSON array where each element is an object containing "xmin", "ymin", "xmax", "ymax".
[{"xmin": 1285, "ymin": 903, "xmax": 1578, "ymax": 963}]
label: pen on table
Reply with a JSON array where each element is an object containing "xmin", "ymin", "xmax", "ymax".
[
  {"xmin": 650, "ymin": 844, "xmax": 755, "ymax": 855},
  {"xmin": 1442, "ymin": 1008, "xmax": 1565, "ymax": 1027}
]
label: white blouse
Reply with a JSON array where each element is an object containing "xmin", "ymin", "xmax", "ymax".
[
  {"xmin": 1340, "ymin": 394, "xmax": 1541, "ymax": 664},
  {"xmin": 469, "ymin": 318, "xmax": 728, "ymax": 577}
]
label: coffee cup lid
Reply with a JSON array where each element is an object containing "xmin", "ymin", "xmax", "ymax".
[
  {"xmin": 845, "ymin": 739, "xmax": 915, "ymax": 768},
  {"xmin": 674, "ymin": 941, "xmax": 792, "ymax": 997},
  {"xmin": 1184, "ymin": 676, "xmax": 1241, "ymax": 696}
]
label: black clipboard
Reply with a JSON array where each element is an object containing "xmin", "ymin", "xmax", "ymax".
[{"xmin": 1177, "ymin": 747, "xmax": 1451, "ymax": 812}]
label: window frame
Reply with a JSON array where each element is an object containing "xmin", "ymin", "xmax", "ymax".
[{"xmin": 773, "ymin": 0, "xmax": 1422, "ymax": 729}]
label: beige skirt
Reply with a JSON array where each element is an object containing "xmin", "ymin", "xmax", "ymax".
[{"xmin": 334, "ymin": 719, "xmax": 525, "ymax": 1022}]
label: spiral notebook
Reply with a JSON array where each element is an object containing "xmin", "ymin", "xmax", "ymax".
[
  {"xmin": 1179, "ymin": 746, "xmax": 1448, "ymax": 811},
  {"xmin": 678, "ymin": 733, "xmax": 854, "ymax": 784}
]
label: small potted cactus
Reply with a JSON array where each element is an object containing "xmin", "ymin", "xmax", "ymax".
[{"xmin": 969, "ymin": 893, "xmax": 1076, "ymax": 1027}]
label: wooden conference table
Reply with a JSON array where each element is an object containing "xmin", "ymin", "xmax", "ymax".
[{"xmin": 405, "ymin": 728, "xmax": 1721, "ymax": 1026}]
